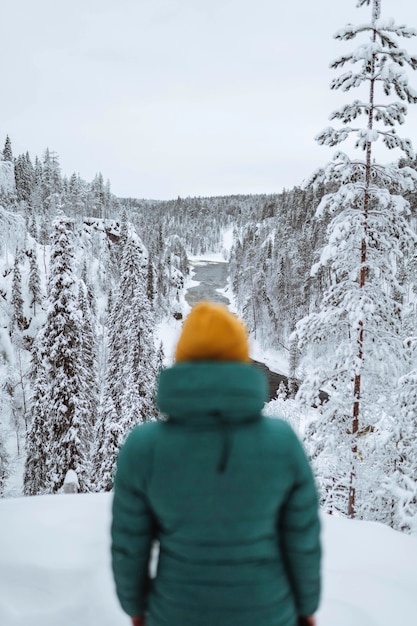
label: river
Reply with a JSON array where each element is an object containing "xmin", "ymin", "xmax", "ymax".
[
  {"xmin": 183, "ymin": 258, "xmax": 291, "ymax": 401},
  {"xmin": 185, "ymin": 260, "xmax": 230, "ymax": 307}
]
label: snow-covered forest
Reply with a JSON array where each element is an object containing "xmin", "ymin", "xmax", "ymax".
[{"xmin": 1, "ymin": 0, "xmax": 417, "ymax": 544}]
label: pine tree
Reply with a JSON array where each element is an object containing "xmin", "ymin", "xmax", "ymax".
[
  {"xmin": 10, "ymin": 252, "xmax": 27, "ymax": 333},
  {"xmin": 111, "ymin": 237, "xmax": 157, "ymax": 421},
  {"xmin": 78, "ymin": 282, "xmax": 99, "ymax": 432},
  {"xmin": 92, "ymin": 396, "xmax": 124, "ymax": 492},
  {"xmin": 147, "ymin": 255, "xmax": 155, "ymax": 303},
  {"xmin": 28, "ymin": 251, "xmax": 42, "ymax": 316},
  {"xmin": 90, "ymin": 172, "xmax": 106, "ymax": 218},
  {"xmin": 118, "ymin": 209, "xmax": 129, "ymax": 254},
  {"xmin": 23, "ymin": 338, "xmax": 50, "ymax": 495},
  {"xmin": 41, "ymin": 149, "xmax": 62, "ymax": 216},
  {"xmin": 0, "ymin": 434, "xmax": 9, "ymax": 496},
  {"xmin": 24, "ymin": 213, "xmax": 92, "ymax": 494},
  {"xmin": 287, "ymin": 328, "xmax": 299, "ymax": 399},
  {"xmin": 295, "ymin": 0, "xmax": 417, "ymax": 519},
  {"xmin": 390, "ymin": 369, "xmax": 417, "ymax": 532},
  {"xmin": 14, "ymin": 153, "xmax": 34, "ymax": 202},
  {"xmin": 104, "ymin": 178, "xmax": 112, "ymax": 219},
  {"xmin": 156, "ymin": 341, "xmax": 165, "ymax": 375},
  {"xmin": 2, "ymin": 135, "xmax": 13, "ymax": 162},
  {"xmin": 94, "ymin": 236, "xmax": 158, "ymax": 491},
  {"xmin": 66, "ymin": 172, "xmax": 87, "ymax": 223},
  {"xmin": 28, "ymin": 157, "xmax": 44, "ymax": 239}
]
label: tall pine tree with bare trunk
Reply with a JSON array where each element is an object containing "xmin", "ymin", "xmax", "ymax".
[{"xmin": 295, "ymin": 0, "xmax": 417, "ymax": 519}]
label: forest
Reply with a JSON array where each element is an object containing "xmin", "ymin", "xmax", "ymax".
[{"xmin": 1, "ymin": 0, "xmax": 417, "ymax": 535}]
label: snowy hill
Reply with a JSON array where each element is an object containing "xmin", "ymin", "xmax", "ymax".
[{"xmin": 0, "ymin": 493, "xmax": 416, "ymax": 626}]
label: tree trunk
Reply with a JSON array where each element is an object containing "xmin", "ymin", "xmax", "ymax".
[{"xmin": 348, "ymin": 0, "xmax": 380, "ymax": 519}]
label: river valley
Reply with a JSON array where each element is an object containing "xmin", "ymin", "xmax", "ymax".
[{"xmin": 184, "ymin": 258, "xmax": 291, "ymax": 401}]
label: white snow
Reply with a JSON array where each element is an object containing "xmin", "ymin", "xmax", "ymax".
[
  {"xmin": 63, "ymin": 469, "xmax": 79, "ymax": 486},
  {"xmin": 155, "ymin": 316, "xmax": 182, "ymax": 365},
  {"xmin": 0, "ymin": 493, "xmax": 416, "ymax": 625},
  {"xmin": 0, "ymin": 162, "xmax": 15, "ymax": 195},
  {"xmin": 250, "ymin": 336, "xmax": 289, "ymax": 374}
]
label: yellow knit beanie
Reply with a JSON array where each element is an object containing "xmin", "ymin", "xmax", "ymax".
[{"xmin": 175, "ymin": 301, "xmax": 250, "ymax": 362}]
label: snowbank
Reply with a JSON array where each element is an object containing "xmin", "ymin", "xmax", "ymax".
[{"xmin": 0, "ymin": 493, "xmax": 416, "ymax": 625}]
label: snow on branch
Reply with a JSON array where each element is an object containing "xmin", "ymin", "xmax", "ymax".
[
  {"xmin": 306, "ymin": 152, "xmax": 365, "ymax": 188},
  {"xmin": 379, "ymin": 65, "xmax": 417, "ymax": 102},
  {"xmin": 396, "ymin": 165, "xmax": 417, "ymax": 190},
  {"xmin": 330, "ymin": 100, "xmax": 408, "ymax": 126},
  {"xmin": 335, "ymin": 21, "xmax": 416, "ymax": 47},
  {"xmin": 379, "ymin": 130, "xmax": 415, "ymax": 158},
  {"xmin": 315, "ymin": 126, "xmax": 354, "ymax": 146},
  {"xmin": 331, "ymin": 42, "xmax": 382, "ymax": 69},
  {"xmin": 315, "ymin": 185, "xmax": 364, "ymax": 219},
  {"xmin": 330, "ymin": 101, "xmax": 366, "ymax": 123},
  {"xmin": 353, "ymin": 128, "xmax": 379, "ymax": 149},
  {"xmin": 331, "ymin": 45, "xmax": 417, "ymax": 71},
  {"xmin": 334, "ymin": 23, "xmax": 374, "ymax": 42},
  {"xmin": 330, "ymin": 71, "xmax": 367, "ymax": 92},
  {"xmin": 373, "ymin": 102, "xmax": 408, "ymax": 125},
  {"xmin": 307, "ymin": 151, "xmax": 416, "ymax": 192},
  {"xmin": 383, "ymin": 49, "xmax": 417, "ymax": 69},
  {"xmin": 375, "ymin": 20, "xmax": 417, "ymax": 39}
]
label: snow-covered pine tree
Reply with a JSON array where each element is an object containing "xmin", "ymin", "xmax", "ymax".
[
  {"xmin": 2, "ymin": 135, "xmax": 13, "ymax": 162},
  {"xmin": 14, "ymin": 153, "xmax": 34, "ymax": 203},
  {"xmin": 147, "ymin": 255, "xmax": 155, "ymax": 304},
  {"xmin": 24, "ymin": 213, "xmax": 93, "ymax": 494},
  {"xmin": 92, "ymin": 395, "xmax": 124, "ymax": 492},
  {"xmin": 0, "ymin": 350, "xmax": 10, "ymax": 495},
  {"xmin": 94, "ymin": 236, "xmax": 158, "ymax": 491},
  {"xmin": 28, "ymin": 251, "xmax": 42, "ymax": 317},
  {"xmin": 390, "ymin": 366, "xmax": 417, "ymax": 532},
  {"xmin": 23, "ymin": 338, "xmax": 50, "ymax": 496},
  {"xmin": 78, "ymin": 282, "xmax": 99, "ymax": 432},
  {"xmin": 114, "ymin": 238, "xmax": 157, "ymax": 415},
  {"xmin": 81, "ymin": 261, "xmax": 97, "ymax": 318},
  {"xmin": 0, "ymin": 433, "xmax": 9, "ymax": 496},
  {"xmin": 118, "ymin": 209, "xmax": 128, "ymax": 253},
  {"xmin": 295, "ymin": 0, "xmax": 417, "ymax": 520},
  {"xmin": 10, "ymin": 251, "xmax": 27, "ymax": 333},
  {"xmin": 41, "ymin": 149, "xmax": 62, "ymax": 225},
  {"xmin": 65, "ymin": 172, "xmax": 86, "ymax": 224},
  {"xmin": 156, "ymin": 341, "xmax": 165, "ymax": 375}
]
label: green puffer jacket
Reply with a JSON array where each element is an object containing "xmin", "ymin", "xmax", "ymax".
[{"xmin": 111, "ymin": 362, "xmax": 321, "ymax": 626}]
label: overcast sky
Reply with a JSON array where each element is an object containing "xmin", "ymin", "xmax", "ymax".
[{"xmin": 2, "ymin": 0, "xmax": 417, "ymax": 200}]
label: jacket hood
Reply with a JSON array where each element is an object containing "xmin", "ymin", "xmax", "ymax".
[{"xmin": 156, "ymin": 361, "xmax": 268, "ymax": 425}]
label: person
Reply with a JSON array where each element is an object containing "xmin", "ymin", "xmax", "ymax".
[{"xmin": 111, "ymin": 301, "xmax": 321, "ymax": 626}]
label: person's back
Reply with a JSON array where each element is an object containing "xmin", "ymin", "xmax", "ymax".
[{"xmin": 111, "ymin": 302, "xmax": 321, "ymax": 626}]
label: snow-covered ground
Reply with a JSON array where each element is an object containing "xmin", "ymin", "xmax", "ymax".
[{"xmin": 0, "ymin": 492, "xmax": 416, "ymax": 626}]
